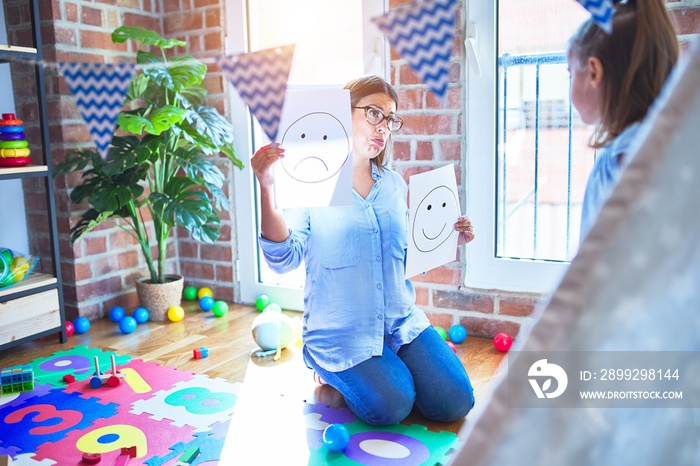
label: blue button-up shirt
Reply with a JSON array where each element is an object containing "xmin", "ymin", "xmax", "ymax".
[{"xmin": 259, "ymin": 162, "xmax": 430, "ymax": 372}]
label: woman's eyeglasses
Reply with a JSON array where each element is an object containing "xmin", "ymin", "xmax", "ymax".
[{"xmin": 353, "ymin": 106, "xmax": 404, "ymax": 133}]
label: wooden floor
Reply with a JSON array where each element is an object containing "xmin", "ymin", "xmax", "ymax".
[{"xmin": 0, "ymin": 301, "xmax": 506, "ymax": 461}]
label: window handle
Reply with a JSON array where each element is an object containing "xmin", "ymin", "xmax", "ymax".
[{"xmin": 465, "ymin": 22, "xmax": 481, "ymax": 79}]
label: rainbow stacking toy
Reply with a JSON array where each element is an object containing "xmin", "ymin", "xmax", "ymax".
[{"xmin": 0, "ymin": 113, "xmax": 31, "ymax": 168}]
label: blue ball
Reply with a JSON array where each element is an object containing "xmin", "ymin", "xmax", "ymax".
[
  {"xmin": 73, "ymin": 317, "xmax": 91, "ymax": 334},
  {"xmin": 323, "ymin": 424, "xmax": 350, "ymax": 452},
  {"xmin": 119, "ymin": 316, "xmax": 138, "ymax": 334},
  {"xmin": 132, "ymin": 307, "xmax": 149, "ymax": 324},
  {"xmin": 108, "ymin": 306, "xmax": 125, "ymax": 322},
  {"xmin": 199, "ymin": 296, "xmax": 215, "ymax": 312},
  {"xmin": 448, "ymin": 324, "xmax": 467, "ymax": 344}
]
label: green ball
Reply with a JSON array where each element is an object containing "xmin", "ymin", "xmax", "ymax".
[
  {"xmin": 212, "ymin": 300, "xmax": 229, "ymax": 317},
  {"xmin": 183, "ymin": 286, "xmax": 198, "ymax": 301},
  {"xmin": 256, "ymin": 294, "xmax": 271, "ymax": 311},
  {"xmin": 434, "ymin": 326, "xmax": 447, "ymax": 341}
]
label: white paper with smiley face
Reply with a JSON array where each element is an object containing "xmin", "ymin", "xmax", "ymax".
[
  {"xmin": 273, "ymin": 87, "xmax": 353, "ymax": 208},
  {"xmin": 405, "ymin": 164, "xmax": 461, "ymax": 279}
]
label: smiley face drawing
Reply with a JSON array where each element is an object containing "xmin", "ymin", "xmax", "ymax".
[
  {"xmin": 279, "ymin": 112, "xmax": 350, "ymax": 183},
  {"xmin": 411, "ymin": 185, "xmax": 460, "ymax": 253}
]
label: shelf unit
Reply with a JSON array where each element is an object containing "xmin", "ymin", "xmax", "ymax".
[{"xmin": 0, "ymin": 0, "xmax": 66, "ymax": 351}]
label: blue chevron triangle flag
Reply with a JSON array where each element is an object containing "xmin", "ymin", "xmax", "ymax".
[
  {"xmin": 59, "ymin": 62, "xmax": 135, "ymax": 159},
  {"xmin": 372, "ymin": 0, "xmax": 457, "ymax": 100},
  {"xmin": 577, "ymin": 0, "xmax": 614, "ymax": 34},
  {"xmin": 217, "ymin": 45, "xmax": 295, "ymax": 143}
]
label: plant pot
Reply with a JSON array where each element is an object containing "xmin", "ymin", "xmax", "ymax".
[{"xmin": 135, "ymin": 274, "xmax": 184, "ymax": 322}]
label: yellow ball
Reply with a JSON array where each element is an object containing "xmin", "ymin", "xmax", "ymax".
[
  {"xmin": 167, "ymin": 305, "xmax": 185, "ymax": 322},
  {"xmin": 197, "ymin": 287, "xmax": 213, "ymax": 300}
]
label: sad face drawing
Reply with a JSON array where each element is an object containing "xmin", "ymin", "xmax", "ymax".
[
  {"xmin": 411, "ymin": 185, "xmax": 460, "ymax": 253},
  {"xmin": 279, "ymin": 112, "xmax": 350, "ymax": 183}
]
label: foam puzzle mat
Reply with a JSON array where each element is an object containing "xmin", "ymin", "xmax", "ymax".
[{"xmin": 0, "ymin": 346, "xmax": 460, "ymax": 465}]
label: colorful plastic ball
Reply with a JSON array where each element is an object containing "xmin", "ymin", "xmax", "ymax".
[
  {"xmin": 65, "ymin": 320, "xmax": 75, "ymax": 338},
  {"xmin": 212, "ymin": 300, "xmax": 229, "ymax": 317},
  {"xmin": 183, "ymin": 286, "xmax": 198, "ymax": 301},
  {"xmin": 255, "ymin": 294, "xmax": 271, "ymax": 311},
  {"xmin": 448, "ymin": 324, "xmax": 467, "ymax": 344},
  {"xmin": 132, "ymin": 307, "xmax": 149, "ymax": 324},
  {"xmin": 323, "ymin": 424, "xmax": 350, "ymax": 452},
  {"xmin": 262, "ymin": 303, "xmax": 282, "ymax": 313},
  {"xmin": 199, "ymin": 296, "xmax": 215, "ymax": 312},
  {"xmin": 447, "ymin": 341, "xmax": 458, "ymax": 354},
  {"xmin": 108, "ymin": 306, "xmax": 125, "ymax": 323},
  {"xmin": 197, "ymin": 287, "xmax": 213, "ymax": 300},
  {"xmin": 434, "ymin": 326, "xmax": 447, "ymax": 341},
  {"xmin": 73, "ymin": 316, "xmax": 91, "ymax": 334},
  {"xmin": 119, "ymin": 316, "xmax": 138, "ymax": 334},
  {"xmin": 493, "ymin": 332, "xmax": 513, "ymax": 352},
  {"xmin": 252, "ymin": 312, "xmax": 294, "ymax": 351},
  {"xmin": 167, "ymin": 305, "xmax": 185, "ymax": 322}
]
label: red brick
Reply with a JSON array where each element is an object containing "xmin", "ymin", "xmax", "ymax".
[
  {"xmin": 411, "ymin": 264, "xmax": 460, "ymax": 286},
  {"xmin": 215, "ymin": 264, "xmax": 233, "ymax": 282},
  {"xmin": 85, "ymin": 236, "xmax": 107, "ymax": 255},
  {"xmin": 180, "ymin": 262, "xmax": 215, "ymax": 280},
  {"xmin": 402, "ymin": 114, "xmax": 453, "ymax": 136},
  {"xmin": 433, "ymin": 289, "xmax": 494, "ymax": 314},
  {"xmin": 163, "ymin": 0, "xmax": 181, "ymax": 13},
  {"xmin": 81, "ymin": 30, "xmax": 120, "ymax": 50},
  {"xmin": 424, "ymin": 312, "xmax": 453, "ymax": 330},
  {"xmin": 205, "ymin": 8, "xmax": 221, "ymax": 28},
  {"xmin": 499, "ymin": 296, "xmax": 539, "ymax": 317},
  {"xmin": 415, "ymin": 141, "xmax": 433, "ymax": 160},
  {"xmin": 392, "ymin": 140, "xmax": 411, "ymax": 161},
  {"xmin": 439, "ymin": 139, "xmax": 461, "ymax": 161},
  {"xmin": 164, "ymin": 11, "xmax": 203, "ymax": 33},
  {"xmin": 414, "ymin": 285, "xmax": 429, "ymax": 306},
  {"xmin": 457, "ymin": 316, "xmax": 520, "ymax": 339},
  {"xmin": 122, "ymin": 13, "xmax": 160, "ymax": 32},
  {"xmin": 118, "ymin": 251, "xmax": 141, "ymax": 270},
  {"xmin": 65, "ymin": 3, "xmax": 78, "ymax": 21},
  {"xmin": 398, "ymin": 64, "xmax": 421, "ymax": 86},
  {"xmin": 426, "ymin": 86, "xmax": 462, "ymax": 110},
  {"xmin": 201, "ymin": 243, "xmax": 231, "ymax": 261},
  {"xmin": 76, "ymin": 276, "xmax": 123, "ymax": 301},
  {"xmin": 669, "ymin": 8, "xmax": 700, "ymax": 35},
  {"xmin": 81, "ymin": 6, "xmax": 103, "ymax": 26},
  {"xmin": 396, "ymin": 88, "xmax": 423, "ymax": 111}
]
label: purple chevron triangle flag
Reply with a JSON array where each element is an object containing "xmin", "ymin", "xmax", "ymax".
[
  {"xmin": 59, "ymin": 62, "xmax": 135, "ymax": 159},
  {"xmin": 217, "ymin": 45, "xmax": 295, "ymax": 143},
  {"xmin": 577, "ymin": 0, "xmax": 614, "ymax": 34},
  {"xmin": 372, "ymin": 0, "xmax": 457, "ymax": 100}
]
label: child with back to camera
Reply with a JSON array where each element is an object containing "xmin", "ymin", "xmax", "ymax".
[
  {"xmin": 568, "ymin": 0, "xmax": 678, "ymax": 239},
  {"xmin": 251, "ymin": 75, "xmax": 475, "ymax": 426}
]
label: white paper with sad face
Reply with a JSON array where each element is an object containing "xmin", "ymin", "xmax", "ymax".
[
  {"xmin": 406, "ymin": 163, "xmax": 461, "ymax": 279},
  {"xmin": 273, "ymin": 88, "xmax": 353, "ymax": 208}
]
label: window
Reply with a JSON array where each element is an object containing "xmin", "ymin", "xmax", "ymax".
[
  {"xmin": 465, "ymin": 0, "xmax": 595, "ymax": 292},
  {"xmin": 227, "ymin": 0, "xmax": 386, "ymax": 309}
]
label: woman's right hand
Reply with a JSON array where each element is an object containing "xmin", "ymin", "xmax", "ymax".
[{"xmin": 251, "ymin": 143, "xmax": 285, "ymax": 189}]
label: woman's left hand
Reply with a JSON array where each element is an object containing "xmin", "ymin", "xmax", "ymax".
[{"xmin": 454, "ymin": 215, "xmax": 475, "ymax": 245}]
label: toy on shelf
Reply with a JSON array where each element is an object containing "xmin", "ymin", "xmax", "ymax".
[
  {"xmin": 89, "ymin": 355, "xmax": 125, "ymax": 388},
  {"xmin": 0, "ymin": 364, "xmax": 34, "ymax": 395},
  {"xmin": 193, "ymin": 347, "xmax": 209, "ymax": 359},
  {"xmin": 0, "ymin": 247, "xmax": 39, "ymax": 289},
  {"xmin": 0, "ymin": 113, "xmax": 31, "ymax": 168}
]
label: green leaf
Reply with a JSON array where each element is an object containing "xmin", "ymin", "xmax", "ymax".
[
  {"xmin": 70, "ymin": 210, "xmax": 115, "ymax": 242},
  {"xmin": 112, "ymin": 26, "xmax": 185, "ymax": 49},
  {"xmin": 148, "ymin": 106, "xmax": 187, "ymax": 134},
  {"xmin": 53, "ymin": 149, "xmax": 96, "ymax": 178},
  {"xmin": 186, "ymin": 213, "xmax": 221, "ymax": 243},
  {"xmin": 184, "ymin": 106, "xmax": 235, "ymax": 148}
]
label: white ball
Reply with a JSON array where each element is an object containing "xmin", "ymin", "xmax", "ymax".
[{"xmin": 252, "ymin": 312, "xmax": 294, "ymax": 351}]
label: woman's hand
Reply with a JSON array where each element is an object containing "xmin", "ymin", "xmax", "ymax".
[
  {"xmin": 251, "ymin": 143, "xmax": 285, "ymax": 189},
  {"xmin": 454, "ymin": 215, "xmax": 475, "ymax": 245}
]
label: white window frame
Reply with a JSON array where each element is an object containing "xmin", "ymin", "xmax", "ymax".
[
  {"xmin": 227, "ymin": 0, "xmax": 388, "ymax": 309},
  {"xmin": 465, "ymin": 0, "xmax": 569, "ymax": 293}
]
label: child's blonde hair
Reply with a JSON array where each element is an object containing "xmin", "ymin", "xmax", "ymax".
[{"xmin": 568, "ymin": 0, "xmax": 678, "ymax": 148}]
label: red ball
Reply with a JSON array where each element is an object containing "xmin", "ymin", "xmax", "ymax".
[
  {"xmin": 493, "ymin": 332, "xmax": 512, "ymax": 352},
  {"xmin": 65, "ymin": 320, "xmax": 75, "ymax": 338},
  {"xmin": 446, "ymin": 341, "xmax": 457, "ymax": 354}
]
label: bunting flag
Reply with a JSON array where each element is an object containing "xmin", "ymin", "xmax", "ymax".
[
  {"xmin": 58, "ymin": 62, "xmax": 135, "ymax": 159},
  {"xmin": 217, "ymin": 45, "xmax": 295, "ymax": 143},
  {"xmin": 372, "ymin": 0, "xmax": 457, "ymax": 100},
  {"xmin": 576, "ymin": 0, "xmax": 614, "ymax": 34}
]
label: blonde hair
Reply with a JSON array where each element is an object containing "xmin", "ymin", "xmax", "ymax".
[
  {"xmin": 569, "ymin": 0, "xmax": 678, "ymax": 148},
  {"xmin": 342, "ymin": 75, "xmax": 399, "ymax": 170}
]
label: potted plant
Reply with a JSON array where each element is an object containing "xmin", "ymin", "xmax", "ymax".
[{"xmin": 54, "ymin": 26, "xmax": 243, "ymax": 320}]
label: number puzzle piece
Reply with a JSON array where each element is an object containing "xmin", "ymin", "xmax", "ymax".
[
  {"xmin": 31, "ymin": 346, "xmax": 131, "ymax": 388},
  {"xmin": 131, "ymin": 377, "xmax": 240, "ymax": 433}
]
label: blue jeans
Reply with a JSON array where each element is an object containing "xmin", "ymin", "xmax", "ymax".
[{"xmin": 304, "ymin": 326, "xmax": 475, "ymax": 426}]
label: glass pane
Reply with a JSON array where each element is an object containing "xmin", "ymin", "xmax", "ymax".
[
  {"xmin": 497, "ymin": 0, "xmax": 595, "ymax": 262},
  {"xmin": 247, "ymin": 0, "xmax": 368, "ymax": 288}
]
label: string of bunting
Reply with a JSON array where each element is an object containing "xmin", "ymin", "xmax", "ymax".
[
  {"xmin": 576, "ymin": 0, "xmax": 614, "ymax": 34},
  {"xmin": 3, "ymin": 0, "xmax": 499, "ymax": 156}
]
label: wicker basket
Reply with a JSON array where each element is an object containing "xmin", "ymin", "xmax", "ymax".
[{"xmin": 135, "ymin": 274, "xmax": 184, "ymax": 322}]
